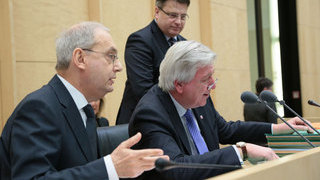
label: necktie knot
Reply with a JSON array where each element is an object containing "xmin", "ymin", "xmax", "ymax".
[
  {"xmin": 184, "ymin": 109, "xmax": 193, "ymax": 120},
  {"xmin": 168, "ymin": 37, "xmax": 177, "ymax": 46},
  {"xmin": 83, "ymin": 104, "xmax": 95, "ymax": 119}
]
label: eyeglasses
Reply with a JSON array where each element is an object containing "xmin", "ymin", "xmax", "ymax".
[
  {"xmin": 207, "ymin": 78, "xmax": 218, "ymax": 91},
  {"xmin": 82, "ymin": 49, "xmax": 118, "ymax": 64},
  {"xmin": 158, "ymin": 7, "xmax": 189, "ymax": 21}
]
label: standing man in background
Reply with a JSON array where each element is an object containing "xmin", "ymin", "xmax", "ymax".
[
  {"xmin": 244, "ymin": 77, "xmax": 278, "ymax": 124},
  {"xmin": 0, "ymin": 21, "xmax": 167, "ymax": 180},
  {"xmin": 116, "ymin": 0, "xmax": 190, "ymax": 125}
]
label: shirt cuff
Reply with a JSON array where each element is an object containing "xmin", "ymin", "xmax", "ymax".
[
  {"xmin": 232, "ymin": 145, "xmax": 244, "ymax": 165},
  {"xmin": 104, "ymin": 155, "xmax": 119, "ymax": 180},
  {"xmin": 271, "ymin": 124, "xmax": 274, "ymax": 135}
]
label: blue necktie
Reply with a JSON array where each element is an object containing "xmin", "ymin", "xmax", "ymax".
[
  {"xmin": 184, "ymin": 109, "xmax": 209, "ymax": 154},
  {"xmin": 168, "ymin": 37, "xmax": 177, "ymax": 46},
  {"xmin": 83, "ymin": 104, "xmax": 98, "ymax": 158}
]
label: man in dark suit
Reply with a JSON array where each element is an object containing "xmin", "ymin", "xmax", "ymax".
[
  {"xmin": 116, "ymin": 0, "xmax": 189, "ymax": 124},
  {"xmin": 129, "ymin": 41, "xmax": 313, "ymax": 180},
  {"xmin": 0, "ymin": 22, "xmax": 167, "ymax": 180}
]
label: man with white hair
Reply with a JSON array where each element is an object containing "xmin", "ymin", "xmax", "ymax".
[
  {"xmin": 129, "ymin": 40, "xmax": 312, "ymax": 180},
  {"xmin": 1, "ymin": 21, "xmax": 168, "ymax": 180}
]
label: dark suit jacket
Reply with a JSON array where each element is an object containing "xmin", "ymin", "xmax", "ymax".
[
  {"xmin": 116, "ymin": 20, "xmax": 186, "ymax": 125},
  {"xmin": 129, "ymin": 85, "xmax": 271, "ymax": 180},
  {"xmin": 1, "ymin": 75, "xmax": 108, "ymax": 180},
  {"xmin": 244, "ymin": 102, "xmax": 278, "ymax": 124}
]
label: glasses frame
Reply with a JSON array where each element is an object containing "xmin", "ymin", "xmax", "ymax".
[
  {"xmin": 158, "ymin": 6, "xmax": 189, "ymax": 21},
  {"xmin": 207, "ymin": 78, "xmax": 218, "ymax": 90},
  {"xmin": 82, "ymin": 48, "xmax": 118, "ymax": 65}
]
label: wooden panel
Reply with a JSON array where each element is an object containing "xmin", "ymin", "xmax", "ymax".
[
  {"xmin": 16, "ymin": 62, "xmax": 56, "ymax": 102},
  {"xmin": 0, "ymin": 0, "xmax": 15, "ymax": 131},
  {"xmin": 210, "ymin": 0, "xmax": 251, "ymax": 121},
  {"xmin": 297, "ymin": 0, "xmax": 320, "ymax": 118},
  {"xmin": 199, "ymin": 0, "xmax": 213, "ymax": 48},
  {"xmin": 13, "ymin": 0, "xmax": 89, "ymax": 63}
]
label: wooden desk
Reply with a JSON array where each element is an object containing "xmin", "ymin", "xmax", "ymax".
[{"xmin": 210, "ymin": 147, "xmax": 320, "ymax": 180}]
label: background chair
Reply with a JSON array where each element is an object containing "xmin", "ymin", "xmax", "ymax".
[{"xmin": 97, "ymin": 124, "xmax": 129, "ymax": 156}]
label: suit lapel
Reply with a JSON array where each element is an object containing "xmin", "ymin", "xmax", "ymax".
[
  {"xmin": 193, "ymin": 107, "xmax": 217, "ymax": 151},
  {"xmin": 49, "ymin": 75, "xmax": 95, "ymax": 161},
  {"xmin": 157, "ymin": 87, "xmax": 193, "ymax": 155},
  {"xmin": 150, "ymin": 20, "xmax": 186, "ymax": 53},
  {"xmin": 150, "ymin": 20, "xmax": 170, "ymax": 55}
]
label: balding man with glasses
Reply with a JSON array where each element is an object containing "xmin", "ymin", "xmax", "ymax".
[
  {"xmin": 117, "ymin": 0, "xmax": 190, "ymax": 125},
  {"xmin": 1, "ymin": 21, "xmax": 168, "ymax": 180}
]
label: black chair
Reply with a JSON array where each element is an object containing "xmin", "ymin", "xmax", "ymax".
[{"xmin": 97, "ymin": 124, "xmax": 129, "ymax": 156}]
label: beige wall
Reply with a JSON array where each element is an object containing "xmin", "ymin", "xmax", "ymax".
[
  {"xmin": 210, "ymin": 0, "xmax": 251, "ymax": 121},
  {"xmin": 297, "ymin": 0, "xmax": 320, "ymax": 118},
  {"xmin": 0, "ymin": 0, "xmax": 319, "ymax": 131}
]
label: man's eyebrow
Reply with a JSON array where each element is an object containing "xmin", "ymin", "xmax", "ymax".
[{"xmin": 108, "ymin": 47, "xmax": 117, "ymax": 53}]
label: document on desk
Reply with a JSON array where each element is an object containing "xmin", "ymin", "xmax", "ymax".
[{"xmin": 266, "ymin": 130, "xmax": 320, "ymax": 157}]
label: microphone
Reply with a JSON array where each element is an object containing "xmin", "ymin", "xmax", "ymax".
[
  {"xmin": 260, "ymin": 90, "xmax": 320, "ymax": 136},
  {"xmin": 308, "ymin": 100, "xmax": 320, "ymax": 108},
  {"xmin": 241, "ymin": 91, "xmax": 261, "ymax": 103},
  {"xmin": 155, "ymin": 158, "xmax": 241, "ymax": 171},
  {"xmin": 241, "ymin": 91, "xmax": 316, "ymax": 148}
]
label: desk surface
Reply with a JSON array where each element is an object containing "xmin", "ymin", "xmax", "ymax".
[{"xmin": 210, "ymin": 147, "xmax": 320, "ymax": 180}]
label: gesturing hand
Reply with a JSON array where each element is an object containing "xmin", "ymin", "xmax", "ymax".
[{"xmin": 111, "ymin": 132, "xmax": 169, "ymax": 178}]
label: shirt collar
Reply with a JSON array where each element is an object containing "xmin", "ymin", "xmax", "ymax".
[
  {"xmin": 57, "ymin": 74, "xmax": 88, "ymax": 111},
  {"xmin": 169, "ymin": 93, "xmax": 187, "ymax": 117},
  {"xmin": 154, "ymin": 19, "xmax": 177, "ymax": 41}
]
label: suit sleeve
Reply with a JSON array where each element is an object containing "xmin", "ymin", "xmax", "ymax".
[
  {"xmin": 8, "ymin": 99, "xmax": 108, "ymax": 180},
  {"xmin": 125, "ymin": 33, "xmax": 156, "ymax": 100},
  {"xmin": 207, "ymin": 99, "xmax": 272, "ymax": 145}
]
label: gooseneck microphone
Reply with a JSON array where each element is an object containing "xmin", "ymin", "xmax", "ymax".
[
  {"xmin": 241, "ymin": 91, "xmax": 261, "ymax": 103},
  {"xmin": 260, "ymin": 90, "xmax": 320, "ymax": 136},
  {"xmin": 308, "ymin": 100, "xmax": 320, "ymax": 108},
  {"xmin": 155, "ymin": 158, "xmax": 241, "ymax": 171},
  {"xmin": 241, "ymin": 91, "xmax": 315, "ymax": 148}
]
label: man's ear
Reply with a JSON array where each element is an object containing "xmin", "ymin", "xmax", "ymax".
[
  {"xmin": 73, "ymin": 48, "xmax": 87, "ymax": 70},
  {"xmin": 155, "ymin": 6, "xmax": 160, "ymax": 19},
  {"xmin": 174, "ymin": 80, "xmax": 184, "ymax": 94}
]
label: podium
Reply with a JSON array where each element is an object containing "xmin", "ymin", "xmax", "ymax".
[{"xmin": 209, "ymin": 147, "xmax": 320, "ymax": 180}]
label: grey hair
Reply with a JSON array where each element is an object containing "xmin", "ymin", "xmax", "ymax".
[
  {"xmin": 158, "ymin": 40, "xmax": 216, "ymax": 92},
  {"xmin": 55, "ymin": 21, "xmax": 110, "ymax": 70}
]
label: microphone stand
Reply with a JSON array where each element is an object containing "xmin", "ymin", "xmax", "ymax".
[
  {"xmin": 155, "ymin": 159, "xmax": 242, "ymax": 171},
  {"xmin": 262, "ymin": 100, "xmax": 315, "ymax": 148},
  {"xmin": 279, "ymin": 100, "xmax": 320, "ymax": 136}
]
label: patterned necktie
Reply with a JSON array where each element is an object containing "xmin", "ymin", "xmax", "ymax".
[
  {"xmin": 168, "ymin": 37, "xmax": 177, "ymax": 46},
  {"xmin": 83, "ymin": 104, "xmax": 98, "ymax": 158},
  {"xmin": 184, "ymin": 109, "xmax": 209, "ymax": 154}
]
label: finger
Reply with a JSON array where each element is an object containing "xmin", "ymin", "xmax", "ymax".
[
  {"xmin": 121, "ymin": 132, "xmax": 142, "ymax": 148},
  {"xmin": 293, "ymin": 125, "xmax": 309, "ymax": 131},
  {"xmin": 130, "ymin": 148, "xmax": 164, "ymax": 158},
  {"xmin": 140, "ymin": 155, "xmax": 169, "ymax": 163}
]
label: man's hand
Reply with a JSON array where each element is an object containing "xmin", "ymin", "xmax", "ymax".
[
  {"xmin": 245, "ymin": 143, "xmax": 279, "ymax": 164},
  {"xmin": 111, "ymin": 132, "xmax": 169, "ymax": 178},
  {"xmin": 273, "ymin": 117, "xmax": 314, "ymax": 135}
]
